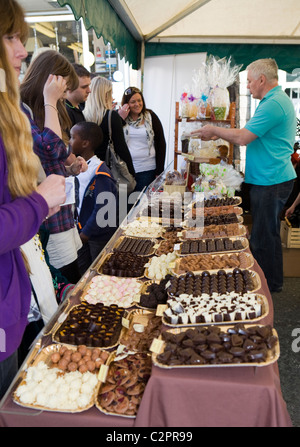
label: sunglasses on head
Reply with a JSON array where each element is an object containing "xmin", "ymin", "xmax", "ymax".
[{"xmin": 124, "ymin": 87, "xmax": 141, "ymax": 96}]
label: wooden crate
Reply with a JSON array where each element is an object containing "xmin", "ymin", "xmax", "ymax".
[{"xmin": 280, "ymin": 221, "xmax": 300, "ymax": 248}]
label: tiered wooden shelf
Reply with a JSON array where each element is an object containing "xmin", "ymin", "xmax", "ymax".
[{"xmin": 174, "ymin": 101, "xmax": 236, "ymax": 170}]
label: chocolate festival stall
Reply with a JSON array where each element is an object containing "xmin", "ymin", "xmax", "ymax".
[{"xmin": 0, "ymin": 160, "xmax": 292, "ymax": 427}]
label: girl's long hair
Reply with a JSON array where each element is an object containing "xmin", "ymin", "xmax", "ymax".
[
  {"xmin": 0, "ymin": 0, "xmax": 40, "ymax": 198},
  {"xmin": 20, "ymin": 49, "xmax": 78, "ymax": 145},
  {"xmin": 83, "ymin": 76, "xmax": 113, "ymax": 125}
]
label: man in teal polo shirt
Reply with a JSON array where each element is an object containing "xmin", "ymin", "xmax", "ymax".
[{"xmin": 192, "ymin": 59, "xmax": 296, "ymax": 293}]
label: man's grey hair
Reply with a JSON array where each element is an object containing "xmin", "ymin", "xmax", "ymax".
[{"xmin": 246, "ymin": 58, "xmax": 278, "ymax": 82}]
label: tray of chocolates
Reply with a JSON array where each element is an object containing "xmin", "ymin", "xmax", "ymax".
[
  {"xmin": 161, "ymin": 226, "xmax": 184, "ymax": 240},
  {"xmin": 179, "ymin": 236, "xmax": 249, "ymax": 255},
  {"xmin": 121, "ymin": 220, "xmax": 165, "ymax": 239},
  {"xmin": 53, "ymin": 302, "xmax": 125, "ymax": 349},
  {"xmin": 188, "ymin": 205, "xmax": 243, "ymax": 219},
  {"xmin": 112, "ymin": 236, "xmax": 157, "ymax": 256},
  {"xmin": 119, "ymin": 309, "xmax": 163, "ymax": 353},
  {"xmin": 192, "ymin": 196, "xmax": 242, "ymax": 208},
  {"xmin": 139, "ymin": 199, "xmax": 185, "ymax": 221},
  {"xmin": 137, "ymin": 275, "xmax": 172, "ymax": 309},
  {"xmin": 155, "ymin": 238, "xmax": 180, "ymax": 256},
  {"xmin": 163, "ymin": 292, "xmax": 269, "ymax": 327},
  {"xmin": 82, "ymin": 274, "xmax": 143, "ymax": 308},
  {"xmin": 167, "ymin": 270, "xmax": 261, "ymax": 297},
  {"xmin": 151, "ymin": 323, "xmax": 279, "ymax": 368},
  {"xmin": 96, "ymin": 351, "xmax": 152, "ymax": 418},
  {"xmin": 13, "ymin": 343, "xmax": 108, "ymax": 413},
  {"xmin": 172, "ymin": 252, "xmax": 254, "ymax": 275},
  {"xmin": 180, "ymin": 223, "xmax": 247, "ymax": 240},
  {"xmin": 98, "ymin": 252, "xmax": 150, "ymax": 278},
  {"xmin": 184, "ymin": 214, "xmax": 243, "ymax": 228}
]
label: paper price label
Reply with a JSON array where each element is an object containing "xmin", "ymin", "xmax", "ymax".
[
  {"xmin": 156, "ymin": 304, "xmax": 168, "ymax": 316},
  {"xmin": 98, "ymin": 364, "xmax": 109, "ymax": 382},
  {"xmin": 133, "ymin": 294, "xmax": 141, "ymax": 303},
  {"xmin": 122, "ymin": 317, "xmax": 130, "ymax": 329},
  {"xmin": 185, "ymin": 154, "xmax": 195, "ymax": 161},
  {"xmin": 57, "ymin": 312, "xmax": 68, "ymax": 324},
  {"xmin": 150, "ymin": 338, "xmax": 165, "ymax": 355}
]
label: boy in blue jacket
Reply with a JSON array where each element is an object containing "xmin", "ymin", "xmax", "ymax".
[{"xmin": 70, "ymin": 121, "xmax": 118, "ymax": 274}]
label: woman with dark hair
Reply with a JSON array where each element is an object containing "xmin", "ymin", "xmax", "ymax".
[
  {"xmin": 119, "ymin": 87, "xmax": 166, "ymax": 192},
  {"xmin": 20, "ymin": 50, "xmax": 87, "ymax": 284}
]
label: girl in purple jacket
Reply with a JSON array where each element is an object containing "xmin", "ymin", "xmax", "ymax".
[{"xmin": 0, "ymin": 0, "xmax": 66, "ymax": 400}]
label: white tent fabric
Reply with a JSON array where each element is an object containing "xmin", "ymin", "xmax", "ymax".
[
  {"xmin": 114, "ymin": 0, "xmax": 300, "ymax": 44},
  {"xmin": 143, "ymin": 52, "xmax": 207, "ymax": 170}
]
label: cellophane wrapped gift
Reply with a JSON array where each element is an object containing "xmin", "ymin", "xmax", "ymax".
[
  {"xmin": 191, "ymin": 66, "xmax": 209, "ymax": 119},
  {"xmin": 206, "ymin": 56, "xmax": 242, "ymax": 120},
  {"xmin": 192, "ymin": 162, "xmax": 243, "ymax": 198},
  {"xmin": 180, "ymin": 92, "xmax": 190, "ymax": 118}
]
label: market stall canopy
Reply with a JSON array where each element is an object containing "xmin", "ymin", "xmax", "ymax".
[{"xmin": 57, "ymin": 0, "xmax": 300, "ymax": 72}]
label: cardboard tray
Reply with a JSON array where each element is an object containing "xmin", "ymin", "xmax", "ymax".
[
  {"xmin": 172, "ymin": 251, "xmax": 254, "ymax": 275},
  {"xmin": 151, "ymin": 324, "xmax": 279, "ymax": 369},
  {"xmin": 162, "ymin": 293, "xmax": 269, "ymax": 328},
  {"xmin": 95, "ymin": 351, "xmax": 152, "ymax": 418},
  {"xmin": 178, "ymin": 236, "xmax": 249, "ymax": 256},
  {"xmin": 13, "ymin": 343, "xmax": 102, "ymax": 413},
  {"xmin": 180, "ymin": 224, "xmax": 247, "ymax": 240}
]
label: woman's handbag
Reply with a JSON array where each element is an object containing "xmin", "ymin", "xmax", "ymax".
[{"xmin": 105, "ymin": 110, "xmax": 136, "ymax": 195}]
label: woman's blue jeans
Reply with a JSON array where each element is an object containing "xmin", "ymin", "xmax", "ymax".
[
  {"xmin": 134, "ymin": 169, "xmax": 156, "ymax": 193},
  {"xmin": 249, "ymin": 179, "xmax": 294, "ymax": 292}
]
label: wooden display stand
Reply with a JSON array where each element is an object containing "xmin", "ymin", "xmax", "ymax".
[{"xmin": 174, "ymin": 101, "xmax": 236, "ymax": 170}]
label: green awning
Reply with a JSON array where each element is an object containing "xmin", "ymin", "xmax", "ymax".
[
  {"xmin": 57, "ymin": 0, "xmax": 140, "ymax": 69},
  {"xmin": 145, "ymin": 42, "xmax": 300, "ymax": 74}
]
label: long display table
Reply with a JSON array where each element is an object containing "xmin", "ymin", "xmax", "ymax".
[{"xmin": 0, "ymin": 184, "xmax": 293, "ymax": 427}]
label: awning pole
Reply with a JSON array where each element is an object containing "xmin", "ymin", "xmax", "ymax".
[
  {"xmin": 81, "ymin": 18, "xmax": 90, "ymax": 71},
  {"xmin": 141, "ymin": 39, "xmax": 145, "ymax": 91}
]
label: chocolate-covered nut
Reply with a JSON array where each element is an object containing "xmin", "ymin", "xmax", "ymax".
[
  {"xmin": 157, "ymin": 350, "xmax": 172, "ymax": 363},
  {"xmin": 266, "ymin": 335, "xmax": 278, "ymax": 349},
  {"xmin": 247, "ymin": 349, "xmax": 267, "ymax": 362},
  {"xmin": 207, "ymin": 333, "xmax": 221, "ymax": 344},
  {"xmin": 210, "ymin": 343, "xmax": 223, "ymax": 353},
  {"xmin": 217, "ymin": 351, "xmax": 234, "ymax": 363},
  {"xmin": 182, "ymin": 338, "xmax": 194, "ymax": 348},
  {"xmin": 229, "ymin": 347, "xmax": 245, "ymax": 357},
  {"xmin": 231, "ymin": 334, "xmax": 244, "ymax": 347},
  {"xmin": 243, "ymin": 338, "xmax": 257, "ymax": 351},
  {"xmin": 188, "ymin": 353, "xmax": 206, "ymax": 365},
  {"xmin": 201, "ymin": 350, "xmax": 216, "ymax": 360}
]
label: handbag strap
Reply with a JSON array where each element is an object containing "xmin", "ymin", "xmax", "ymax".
[
  {"xmin": 108, "ymin": 110, "xmax": 113, "ymax": 144},
  {"xmin": 107, "ymin": 110, "xmax": 119, "ymax": 160}
]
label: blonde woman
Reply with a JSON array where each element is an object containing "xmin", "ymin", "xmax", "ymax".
[
  {"xmin": 0, "ymin": 0, "xmax": 66, "ymax": 399},
  {"xmin": 83, "ymin": 76, "xmax": 135, "ymax": 177}
]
